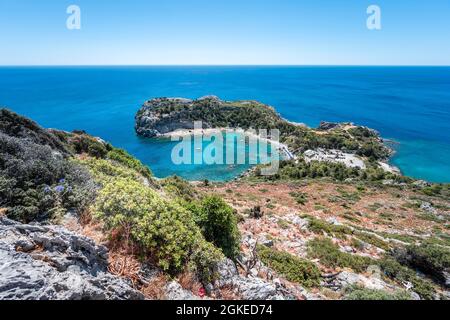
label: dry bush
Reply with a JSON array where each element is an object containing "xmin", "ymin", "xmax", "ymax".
[
  {"xmin": 76, "ymin": 208, "xmax": 107, "ymax": 244},
  {"xmin": 178, "ymin": 269, "xmax": 203, "ymax": 296},
  {"xmin": 78, "ymin": 208, "xmax": 93, "ymax": 225},
  {"xmin": 140, "ymin": 274, "xmax": 168, "ymax": 299},
  {"xmin": 108, "ymin": 250, "xmax": 142, "ymax": 288},
  {"xmin": 81, "ymin": 220, "xmax": 105, "ymax": 245},
  {"xmin": 216, "ymin": 284, "xmax": 240, "ymax": 300}
]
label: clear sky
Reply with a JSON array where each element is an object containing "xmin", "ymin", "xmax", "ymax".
[{"xmin": 0, "ymin": 0, "xmax": 449, "ymax": 65}]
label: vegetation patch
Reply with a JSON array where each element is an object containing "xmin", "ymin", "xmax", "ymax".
[
  {"xmin": 289, "ymin": 191, "xmax": 308, "ymax": 205},
  {"xmin": 257, "ymin": 245, "xmax": 321, "ymax": 287},
  {"xmin": 307, "ymin": 238, "xmax": 375, "ymax": 272},
  {"xmin": 107, "ymin": 147, "xmax": 152, "ymax": 179},
  {"xmin": 343, "ymin": 285, "xmax": 412, "ymax": 300},
  {"xmin": 277, "ymin": 219, "xmax": 291, "ymax": 229},
  {"xmin": 161, "ymin": 175, "xmax": 198, "ymax": 202},
  {"xmin": 306, "ymin": 216, "xmax": 353, "ymax": 239},
  {"xmin": 353, "ymin": 231, "xmax": 390, "ymax": 251},
  {"xmin": 379, "ymin": 257, "xmax": 436, "ymax": 300},
  {"xmin": 406, "ymin": 242, "xmax": 450, "ymax": 285},
  {"xmin": 93, "ymin": 176, "xmax": 223, "ymax": 280},
  {"xmin": 187, "ymin": 196, "xmax": 240, "ymax": 259}
]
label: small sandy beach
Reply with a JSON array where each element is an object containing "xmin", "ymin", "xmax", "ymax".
[{"xmin": 159, "ymin": 128, "xmax": 296, "ymax": 160}]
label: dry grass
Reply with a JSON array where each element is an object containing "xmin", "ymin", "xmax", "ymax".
[
  {"xmin": 76, "ymin": 208, "xmax": 168, "ymax": 299},
  {"xmin": 78, "ymin": 208, "xmax": 93, "ymax": 226},
  {"xmin": 199, "ymin": 181, "xmax": 446, "ymax": 235},
  {"xmin": 216, "ymin": 284, "xmax": 240, "ymax": 300},
  {"xmin": 178, "ymin": 269, "xmax": 203, "ymax": 297}
]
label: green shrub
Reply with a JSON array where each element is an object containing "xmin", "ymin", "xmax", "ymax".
[
  {"xmin": 192, "ymin": 196, "xmax": 240, "ymax": 259},
  {"xmin": 77, "ymin": 157, "xmax": 140, "ymax": 185},
  {"xmin": 107, "ymin": 147, "xmax": 152, "ymax": 179},
  {"xmin": 1, "ymin": 132, "xmax": 95, "ymax": 222},
  {"xmin": 406, "ymin": 242, "xmax": 450, "ymax": 285},
  {"xmin": 307, "ymin": 238, "xmax": 374, "ymax": 272},
  {"xmin": 289, "ymin": 191, "xmax": 308, "ymax": 205},
  {"xmin": 257, "ymin": 245, "xmax": 321, "ymax": 287},
  {"xmin": 94, "ymin": 177, "xmax": 222, "ymax": 273},
  {"xmin": 0, "ymin": 109, "xmax": 69, "ymax": 154},
  {"xmin": 189, "ymin": 239, "xmax": 224, "ymax": 283},
  {"xmin": 422, "ymin": 184, "xmax": 443, "ymax": 197},
  {"xmin": 277, "ymin": 219, "xmax": 291, "ymax": 229},
  {"xmin": 161, "ymin": 175, "xmax": 198, "ymax": 201},
  {"xmin": 70, "ymin": 132, "xmax": 109, "ymax": 158},
  {"xmin": 354, "ymin": 231, "xmax": 390, "ymax": 251},
  {"xmin": 379, "ymin": 257, "xmax": 436, "ymax": 300},
  {"xmin": 344, "ymin": 285, "xmax": 412, "ymax": 300},
  {"xmin": 307, "ymin": 216, "xmax": 353, "ymax": 239}
]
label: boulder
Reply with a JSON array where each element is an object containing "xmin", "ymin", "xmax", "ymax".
[
  {"xmin": 212, "ymin": 258, "xmax": 291, "ymax": 300},
  {"xmin": 318, "ymin": 121, "xmax": 341, "ymax": 131},
  {"xmin": 334, "ymin": 271, "xmax": 391, "ymax": 291},
  {"xmin": 164, "ymin": 282, "xmax": 199, "ymax": 300},
  {"xmin": 420, "ymin": 202, "xmax": 438, "ymax": 215},
  {"xmin": 0, "ymin": 217, "xmax": 143, "ymax": 300}
]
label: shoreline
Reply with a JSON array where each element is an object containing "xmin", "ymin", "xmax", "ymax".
[
  {"xmin": 156, "ymin": 127, "xmax": 400, "ymax": 177},
  {"xmin": 158, "ymin": 127, "xmax": 297, "ymax": 161}
]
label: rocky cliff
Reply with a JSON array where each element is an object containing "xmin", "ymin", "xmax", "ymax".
[{"xmin": 135, "ymin": 96, "xmax": 284, "ymax": 138}]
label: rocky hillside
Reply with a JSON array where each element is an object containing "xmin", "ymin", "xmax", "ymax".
[
  {"xmin": 0, "ymin": 216, "xmax": 143, "ymax": 300},
  {"xmin": 197, "ymin": 178, "xmax": 450, "ymax": 300},
  {"xmin": 1, "ymin": 108, "xmax": 449, "ymax": 301},
  {"xmin": 0, "ymin": 109, "xmax": 294, "ymax": 300}
]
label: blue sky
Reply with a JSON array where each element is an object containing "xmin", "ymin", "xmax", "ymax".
[{"xmin": 0, "ymin": 0, "xmax": 449, "ymax": 65}]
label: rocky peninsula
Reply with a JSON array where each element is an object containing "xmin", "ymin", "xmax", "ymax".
[{"xmin": 135, "ymin": 96, "xmax": 397, "ymax": 173}]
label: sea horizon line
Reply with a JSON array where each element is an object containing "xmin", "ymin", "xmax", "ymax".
[{"xmin": 1, "ymin": 64, "xmax": 450, "ymax": 68}]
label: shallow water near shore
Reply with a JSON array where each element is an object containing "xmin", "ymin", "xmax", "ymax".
[{"xmin": 0, "ymin": 66, "xmax": 449, "ymax": 182}]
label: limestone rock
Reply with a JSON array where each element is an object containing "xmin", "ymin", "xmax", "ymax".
[
  {"xmin": 0, "ymin": 217, "xmax": 143, "ymax": 300},
  {"xmin": 213, "ymin": 258, "xmax": 292, "ymax": 300},
  {"xmin": 164, "ymin": 281, "xmax": 199, "ymax": 300},
  {"xmin": 333, "ymin": 271, "xmax": 391, "ymax": 291}
]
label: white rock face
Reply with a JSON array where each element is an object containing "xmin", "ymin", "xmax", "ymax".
[
  {"xmin": 0, "ymin": 217, "xmax": 143, "ymax": 300},
  {"xmin": 335, "ymin": 271, "xmax": 391, "ymax": 291},
  {"xmin": 164, "ymin": 282, "xmax": 199, "ymax": 300},
  {"xmin": 378, "ymin": 161, "xmax": 401, "ymax": 174},
  {"xmin": 213, "ymin": 258, "xmax": 290, "ymax": 300},
  {"xmin": 303, "ymin": 149, "xmax": 366, "ymax": 169}
]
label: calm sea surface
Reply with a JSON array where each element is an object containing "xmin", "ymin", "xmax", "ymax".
[{"xmin": 0, "ymin": 66, "xmax": 449, "ymax": 182}]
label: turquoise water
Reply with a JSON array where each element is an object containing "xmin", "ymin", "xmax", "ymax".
[{"xmin": 0, "ymin": 66, "xmax": 449, "ymax": 182}]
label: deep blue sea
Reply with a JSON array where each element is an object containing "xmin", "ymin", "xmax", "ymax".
[{"xmin": 0, "ymin": 66, "xmax": 449, "ymax": 183}]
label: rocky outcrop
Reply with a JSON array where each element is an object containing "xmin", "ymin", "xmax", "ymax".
[
  {"xmin": 164, "ymin": 281, "xmax": 200, "ymax": 300},
  {"xmin": 134, "ymin": 96, "xmax": 283, "ymax": 138},
  {"xmin": 212, "ymin": 258, "xmax": 291, "ymax": 300},
  {"xmin": 318, "ymin": 121, "xmax": 345, "ymax": 131},
  {"xmin": 135, "ymin": 97, "xmax": 209, "ymax": 138},
  {"xmin": 0, "ymin": 217, "xmax": 143, "ymax": 300}
]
